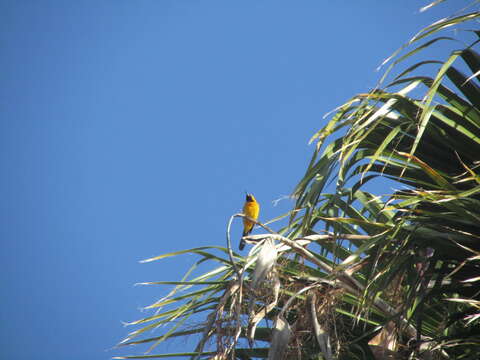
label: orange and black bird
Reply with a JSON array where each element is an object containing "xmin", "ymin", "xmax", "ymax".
[{"xmin": 240, "ymin": 193, "xmax": 260, "ymax": 250}]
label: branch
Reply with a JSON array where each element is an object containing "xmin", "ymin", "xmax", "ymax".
[
  {"xmin": 244, "ymin": 233, "xmax": 417, "ymax": 338},
  {"xmin": 226, "ymin": 213, "xmax": 243, "ymax": 281}
]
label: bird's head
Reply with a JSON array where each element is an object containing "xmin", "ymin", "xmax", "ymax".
[{"xmin": 245, "ymin": 193, "xmax": 256, "ymax": 202}]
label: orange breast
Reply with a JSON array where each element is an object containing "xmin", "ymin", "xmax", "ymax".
[{"xmin": 243, "ymin": 201, "xmax": 260, "ymax": 231}]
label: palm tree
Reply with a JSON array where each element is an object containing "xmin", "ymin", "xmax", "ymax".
[{"xmin": 115, "ymin": 3, "xmax": 480, "ymax": 359}]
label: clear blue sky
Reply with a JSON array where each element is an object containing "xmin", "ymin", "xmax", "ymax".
[{"xmin": 0, "ymin": 1, "xmax": 470, "ymax": 359}]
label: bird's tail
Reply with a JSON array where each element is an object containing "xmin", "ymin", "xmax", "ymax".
[{"xmin": 239, "ymin": 230, "xmax": 248, "ymax": 250}]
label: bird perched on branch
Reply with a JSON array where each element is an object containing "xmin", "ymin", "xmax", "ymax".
[{"xmin": 240, "ymin": 193, "xmax": 260, "ymax": 250}]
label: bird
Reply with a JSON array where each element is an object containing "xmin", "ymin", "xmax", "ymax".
[{"xmin": 240, "ymin": 193, "xmax": 260, "ymax": 250}]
